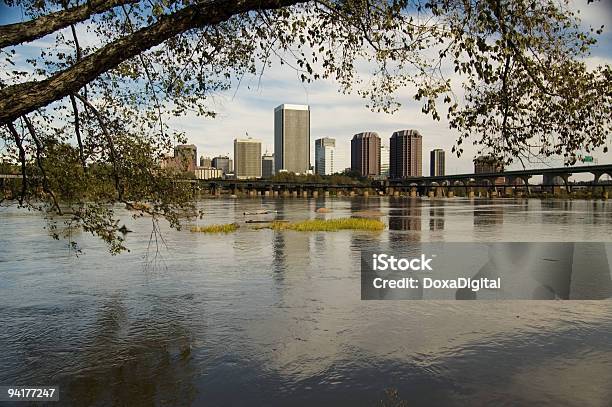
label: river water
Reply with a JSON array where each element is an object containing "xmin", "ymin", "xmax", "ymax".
[{"xmin": 1, "ymin": 198, "xmax": 611, "ymax": 406}]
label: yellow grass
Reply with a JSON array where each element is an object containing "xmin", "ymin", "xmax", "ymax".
[
  {"xmin": 190, "ymin": 223, "xmax": 239, "ymax": 233},
  {"xmin": 270, "ymin": 217, "xmax": 384, "ymax": 232}
]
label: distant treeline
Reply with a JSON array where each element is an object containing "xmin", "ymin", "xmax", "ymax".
[{"xmin": 269, "ymin": 170, "xmax": 370, "ymax": 185}]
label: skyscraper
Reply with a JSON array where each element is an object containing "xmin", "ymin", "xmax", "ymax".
[
  {"xmin": 262, "ymin": 152, "xmax": 274, "ymax": 178},
  {"xmin": 174, "ymin": 144, "xmax": 197, "ymax": 172},
  {"xmin": 200, "ymin": 156, "xmax": 212, "ymax": 168},
  {"xmin": 212, "ymin": 156, "xmax": 232, "ymax": 174},
  {"xmin": 274, "ymin": 104, "xmax": 310, "ymax": 174},
  {"xmin": 390, "ymin": 129, "xmax": 422, "ymax": 178},
  {"xmin": 315, "ymin": 137, "xmax": 336, "ymax": 175},
  {"xmin": 234, "ymin": 138, "xmax": 262, "ymax": 179},
  {"xmin": 351, "ymin": 132, "xmax": 380, "ymax": 177},
  {"xmin": 380, "ymin": 145, "xmax": 390, "ymax": 177},
  {"xmin": 430, "ymin": 149, "xmax": 445, "ymax": 176}
]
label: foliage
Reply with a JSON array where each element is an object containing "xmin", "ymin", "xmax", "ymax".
[
  {"xmin": 190, "ymin": 223, "xmax": 239, "ymax": 233},
  {"xmin": 0, "ymin": 0, "xmax": 609, "ymax": 252},
  {"xmin": 270, "ymin": 217, "xmax": 385, "ymax": 231},
  {"xmin": 271, "ymin": 171, "xmax": 369, "ymax": 185}
]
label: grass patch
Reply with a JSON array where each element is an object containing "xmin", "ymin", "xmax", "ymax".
[
  {"xmin": 190, "ymin": 223, "xmax": 239, "ymax": 233},
  {"xmin": 270, "ymin": 217, "xmax": 384, "ymax": 232}
]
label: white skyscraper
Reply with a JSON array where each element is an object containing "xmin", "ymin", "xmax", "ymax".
[
  {"xmin": 315, "ymin": 137, "xmax": 335, "ymax": 175},
  {"xmin": 380, "ymin": 145, "xmax": 390, "ymax": 177}
]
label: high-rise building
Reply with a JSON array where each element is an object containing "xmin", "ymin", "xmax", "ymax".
[
  {"xmin": 212, "ymin": 156, "xmax": 232, "ymax": 174},
  {"xmin": 351, "ymin": 132, "xmax": 380, "ymax": 177},
  {"xmin": 200, "ymin": 156, "xmax": 212, "ymax": 168},
  {"xmin": 274, "ymin": 104, "xmax": 310, "ymax": 174},
  {"xmin": 315, "ymin": 137, "xmax": 336, "ymax": 175},
  {"xmin": 380, "ymin": 145, "xmax": 390, "ymax": 177},
  {"xmin": 234, "ymin": 138, "xmax": 262, "ymax": 179},
  {"xmin": 262, "ymin": 152, "xmax": 274, "ymax": 178},
  {"xmin": 174, "ymin": 144, "xmax": 197, "ymax": 172},
  {"xmin": 430, "ymin": 149, "xmax": 445, "ymax": 176},
  {"xmin": 390, "ymin": 129, "xmax": 422, "ymax": 178},
  {"xmin": 474, "ymin": 155, "xmax": 504, "ymax": 174}
]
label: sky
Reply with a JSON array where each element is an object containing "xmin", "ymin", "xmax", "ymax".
[{"xmin": 1, "ymin": 0, "xmax": 611, "ymax": 174}]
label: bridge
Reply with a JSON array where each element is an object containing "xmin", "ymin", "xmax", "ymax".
[
  {"xmin": 192, "ymin": 164, "xmax": 612, "ymax": 198},
  {"xmin": 387, "ymin": 163, "xmax": 612, "ymax": 186},
  {"xmin": 2, "ymin": 164, "xmax": 611, "ymax": 199}
]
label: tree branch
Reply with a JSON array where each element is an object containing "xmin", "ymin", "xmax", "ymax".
[
  {"xmin": 0, "ymin": 0, "xmax": 139, "ymax": 49},
  {"xmin": 0, "ymin": 0, "xmax": 305, "ymax": 125}
]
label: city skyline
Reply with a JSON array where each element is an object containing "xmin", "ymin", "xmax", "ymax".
[{"xmin": 0, "ymin": 2, "xmax": 609, "ymax": 180}]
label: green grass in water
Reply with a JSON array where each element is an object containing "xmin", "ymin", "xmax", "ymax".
[
  {"xmin": 190, "ymin": 223, "xmax": 239, "ymax": 233},
  {"xmin": 270, "ymin": 217, "xmax": 384, "ymax": 232}
]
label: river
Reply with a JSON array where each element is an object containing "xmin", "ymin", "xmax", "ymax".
[{"xmin": 1, "ymin": 197, "xmax": 611, "ymax": 406}]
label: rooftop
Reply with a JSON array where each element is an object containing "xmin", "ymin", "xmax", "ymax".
[{"xmin": 274, "ymin": 104, "xmax": 310, "ymax": 111}]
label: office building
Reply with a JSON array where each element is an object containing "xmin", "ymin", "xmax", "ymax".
[
  {"xmin": 200, "ymin": 156, "xmax": 212, "ymax": 168},
  {"xmin": 262, "ymin": 152, "xmax": 275, "ymax": 178},
  {"xmin": 390, "ymin": 129, "xmax": 422, "ymax": 178},
  {"xmin": 351, "ymin": 132, "xmax": 380, "ymax": 177},
  {"xmin": 380, "ymin": 145, "xmax": 390, "ymax": 177},
  {"xmin": 474, "ymin": 155, "xmax": 504, "ymax": 174},
  {"xmin": 174, "ymin": 144, "xmax": 197, "ymax": 172},
  {"xmin": 274, "ymin": 104, "xmax": 310, "ymax": 174},
  {"xmin": 234, "ymin": 138, "xmax": 262, "ymax": 179},
  {"xmin": 195, "ymin": 167, "xmax": 223, "ymax": 180},
  {"xmin": 212, "ymin": 156, "xmax": 232, "ymax": 174},
  {"xmin": 315, "ymin": 137, "xmax": 336, "ymax": 175},
  {"xmin": 430, "ymin": 149, "xmax": 445, "ymax": 176}
]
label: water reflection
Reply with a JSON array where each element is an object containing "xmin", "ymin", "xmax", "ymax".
[
  {"xmin": 64, "ymin": 296, "xmax": 197, "ymax": 406},
  {"xmin": 388, "ymin": 199, "xmax": 422, "ymax": 232},
  {"xmin": 473, "ymin": 201, "xmax": 504, "ymax": 226},
  {"xmin": 429, "ymin": 203, "xmax": 445, "ymax": 231}
]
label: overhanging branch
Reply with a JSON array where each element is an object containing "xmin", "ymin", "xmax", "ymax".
[
  {"xmin": 0, "ymin": 0, "xmax": 139, "ymax": 49},
  {"xmin": 0, "ymin": 0, "xmax": 306, "ymax": 125}
]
